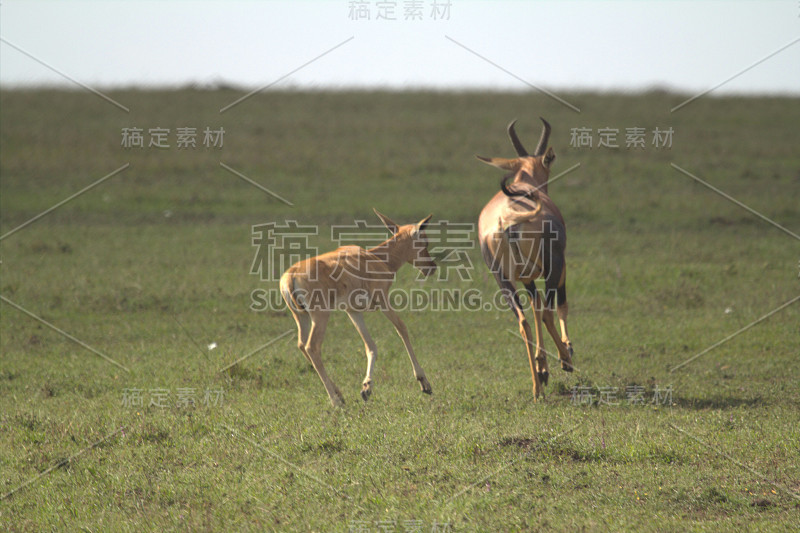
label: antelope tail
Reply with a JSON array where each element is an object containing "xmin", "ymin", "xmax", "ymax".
[
  {"xmin": 498, "ymin": 174, "xmax": 542, "ymax": 232},
  {"xmin": 501, "ymin": 173, "xmax": 539, "ymax": 201},
  {"xmin": 280, "ymin": 274, "xmax": 306, "ymax": 311}
]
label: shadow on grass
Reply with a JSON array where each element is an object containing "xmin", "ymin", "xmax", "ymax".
[
  {"xmin": 498, "ymin": 437, "xmax": 609, "ymax": 463},
  {"xmin": 673, "ymin": 395, "xmax": 765, "ymax": 410}
]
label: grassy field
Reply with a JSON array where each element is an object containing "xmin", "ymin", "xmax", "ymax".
[{"xmin": 1, "ymin": 88, "xmax": 799, "ymax": 531}]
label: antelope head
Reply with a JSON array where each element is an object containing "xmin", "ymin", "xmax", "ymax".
[
  {"xmin": 373, "ymin": 209, "xmax": 437, "ymax": 277},
  {"xmin": 476, "ymin": 118, "xmax": 556, "ymax": 194}
]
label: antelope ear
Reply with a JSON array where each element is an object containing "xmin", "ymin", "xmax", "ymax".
[
  {"xmin": 412, "ymin": 214, "xmax": 433, "ymax": 237},
  {"xmin": 542, "ymin": 147, "xmax": 556, "ymax": 169},
  {"xmin": 476, "ymin": 155, "xmax": 522, "ymax": 172},
  {"xmin": 417, "ymin": 214, "xmax": 432, "ymax": 231},
  {"xmin": 373, "ymin": 208, "xmax": 399, "ymax": 234}
]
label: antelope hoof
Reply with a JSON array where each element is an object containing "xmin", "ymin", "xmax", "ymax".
[
  {"xmin": 361, "ymin": 381, "xmax": 372, "ymax": 402},
  {"xmin": 560, "ymin": 343, "xmax": 574, "ymax": 372},
  {"xmin": 538, "ymin": 370, "xmax": 549, "ymax": 386},
  {"xmin": 418, "ymin": 376, "xmax": 432, "ymax": 395}
]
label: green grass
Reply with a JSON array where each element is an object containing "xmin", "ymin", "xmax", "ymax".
[{"xmin": 1, "ymin": 89, "xmax": 799, "ymax": 531}]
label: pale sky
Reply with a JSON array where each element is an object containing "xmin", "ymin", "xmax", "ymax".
[{"xmin": 1, "ymin": 1, "xmax": 799, "ymax": 94}]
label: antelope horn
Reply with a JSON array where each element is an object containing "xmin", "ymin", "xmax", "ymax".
[
  {"xmin": 507, "ymin": 120, "xmax": 528, "ymax": 157},
  {"xmin": 534, "ymin": 117, "xmax": 551, "ymax": 156}
]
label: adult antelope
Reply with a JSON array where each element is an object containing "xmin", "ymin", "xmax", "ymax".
[
  {"xmin": 280, "ymin": 210, "xmax": 436, "ymax": 407},
  {"xmin": 477, "ymin": 118, "xmax": 574, "ymax": 401}
]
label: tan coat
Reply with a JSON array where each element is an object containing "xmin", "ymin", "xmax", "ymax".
[
  {"xmin": 280, "ymin": 210, "xmax": 435, "ymax": 407},
  {"xmin": 477, "ymin": 119, "xmax": 574, "ymax": 400}
]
